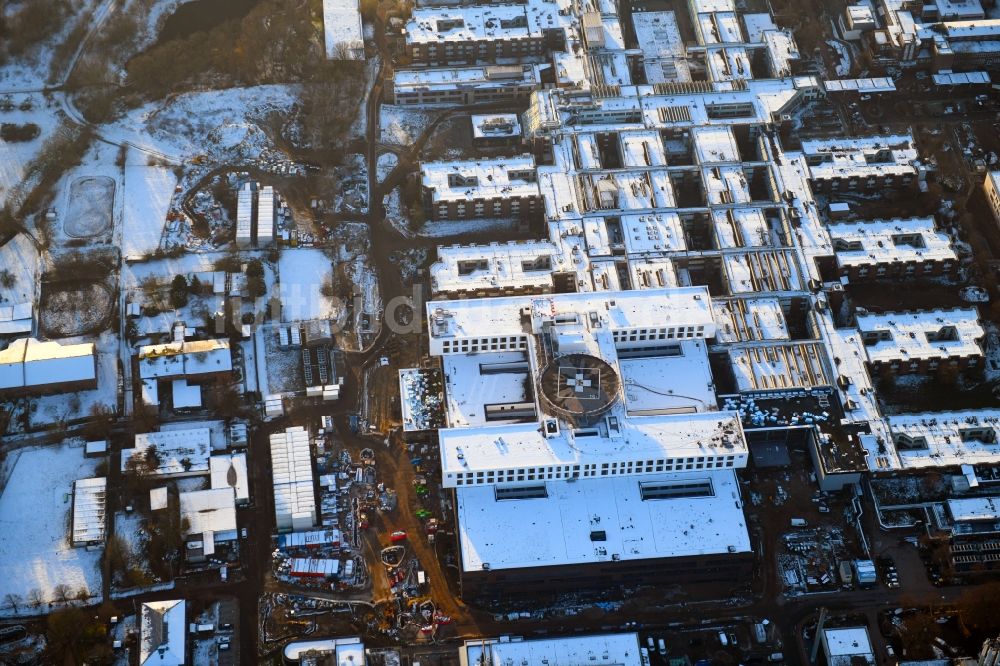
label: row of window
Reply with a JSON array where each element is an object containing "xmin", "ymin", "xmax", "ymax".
[
  {"xmin": 853, "ymin": 261, "xmax": 951, "ymax": 277},
  {"xmin": 440, "ymin": 336, "xmax": 528, "ymax": 354},
  {"xmin": 611, "ymin": 325, "xmax": 705, "ymax": 342},
  {"xmin": 490, "ymin": 479, "xmax": 716, "ymax": 502},
  {"xmin": 451, "ymin": 455, "xmax": 739, "ymax": 485}
]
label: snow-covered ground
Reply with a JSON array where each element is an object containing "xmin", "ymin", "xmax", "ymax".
[
  {"xmin": 375, "ymin": 152, "xmax": 398, "ymax": 184},
  {"xmin": 277, "ymin": 248, "xmax": 336, "ymax": 321},
  {"xmin": 46, "ymin": 141, "xmax": 122, "ymax": 249},
  {"xmin": 103, "ymin": 85, "xmax": 300, "ymax": 162},
  {"xmin": 121, "ymin": 164, "xmax": 177, "ymax": 260},
  {"xmin": 30, "ymin": 329, "xmax": 119, "ymax": 426},
  {"xmin": 0, "ymin": 233, "xmax": 39, "ymax": 305},
  {"xmin": 0, "ymin": 1, "xmax": 100, "ymax": 91},
  {"xmin": 349, "ymin": 56, "xmax": 380, "ymax": 141},
  {"xmin": 0, "ymin": 93, "xmax": 63, "ymax": 207},
  {"xmin": 827, "ymin": 40, "xmax": 851, "ymax": 77},
  {"xmin": 383, "ymin": 188, "xmax": 412, "ymax": 238},
  {"xmin": 379, "ymin": 105, "xmax": 435, "ymax": 146},
  {"xmin": 0, "ymin": 442, "xmax": 103, "ymax": 613},
  {"xmin": 336, "ymin": 153, "xmax": 368, "ymax": 215}
]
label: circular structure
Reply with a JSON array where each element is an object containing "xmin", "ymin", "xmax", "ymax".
[
  {"xmin": 63, "ymin": 176, "xmax": 115, "ymax": 239},
  {"xmin": 538, "ymin": 353, "xmax": 620, "ymax": 427},
  {"xmin": 40, "ymin": 281, "xmax": 114, "ymax": 337}
]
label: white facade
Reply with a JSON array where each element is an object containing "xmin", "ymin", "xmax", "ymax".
[{"xmin": 461, "ymin": 633, "xmax": 643, "ymax": 666}]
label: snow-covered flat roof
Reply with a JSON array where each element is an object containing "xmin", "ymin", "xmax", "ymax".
[
  {"xmin": 932, "ymin": 70, "xmax": 990, "ymax": 85},
  {"xmin": 395, "ymin": 64, "xmax": 541, "ymax": 90},
  {"xmin": 712, "ymin": 207, "xmax": 772, "ymax": 248},
  {"xmin": 171, "ymin": 378, "xmax": 202, "ymax": 409},
  {"xmin": 823, "ymin": 77, "xmax": 896, "ymax": 92},
  {"xmin": 620, "ymin": 212, "xmax": 686, "ymax": 254},
  {"xmin": 406, "ymin": 5, "xmax": 536, "ymax": 44},
  {"xmin": 824, "ymin": 627, "xmax": 873, "ymax": 662},
  {"xmin": 830, "ymin": 217, "xmax": 956, "ymax": 267},
  {"xmin": 456, "ymin": 469, "xmax": 751, "ymax": 571},
  {"xmin": 179, "ymin": 488, "xmax": 237, "ymax": 539},
  {"xmin": 427, "ymin": 287, "xmax": 716, "ymax": 341},
  {"xmin": 729, "ymin": 342, "xmax": 831, "ymax": 392},
  {"xmin": 0, "ymin": 303, "xmax": 32, "ymax": 335},
  {"xmin": 855, "ymin": 308, "xmax": 983, "ymax": 364},
  {"xmin": 632, "ymin": 11, "xmax": 685, "ymax": 60},
  {"xmin": 800, "ymin": 134, "xmax": 917, "ymax": 181},
  {"xmin": 122, "ymin": 428, "xmax": 212, "ymax": 478},
  {"xmin": 323, "ymin": 0, "xmax": 365, "ymax": 60},
  {"xmin": 471, "ymin": 113, "xmax": 522, "ymax": 139},
  {"xmin": 429, "ymin": 240, "xmax": 569, "ymax": 295},
  {"xmin": 947, "ymin": 496, "xmax": 1000, "ymax": 522},
  {"xmin": 421, "ymin": 155, "xmax": 540, "ymax": 203},
  {"xmin": 619, "ymin": 343, "xmax": 717, "ymax": 414},
  {"xmin": 462, "ymin": 633, "xmax": 643, "ymax": 666},
  {"xmin": 714, "ymin": 298, "xmax": 789, "ymax": 343},
  {"xmin": 439, "ymin": 410, "xmax": 746, "ymax": 478},
  {"xmin": 886, "ymin": 410, "xmax": 1000, "ymax": 468},
  {"xmin": 210, "ymin": 453, "xmax": 249, "ymax": 503},
  {"xmin": 704, "ymin": 164, "xmax": 752, "ymax": 205},
  {"xmin": 693, "ymin": 125, "xmax": 741, "ymax": 163},
  {"xmin": 72, "ymin": 477, "xmax": 106, "ymax": 546},
  {"xmin": 442, "ymin": 351, "xmax": 532, "ymax": 428}
]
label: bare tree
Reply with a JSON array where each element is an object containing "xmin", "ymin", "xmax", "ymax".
[
  {"xmin": 3, "ymin": 593, "xmax": 22, "ymax": 613},
  {"xmin": 27, "ymin": 588, "xmax": 43, "ymax": 609},
  {"xmin": 75, "ymin": 587, "xmax": 89, "ymax": 602},
  {"xmin": 52, "ymin": 584, "xmax": 71, "ymax": 604}
]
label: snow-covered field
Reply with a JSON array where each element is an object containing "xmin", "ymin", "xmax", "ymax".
[
  {"xmin": 349, "ymin": 56, "xmax": 380, "ymax": 140},
  {"xmin": 0, "ymin": 93, "xmax": 62, "ymax": 207},
  {"xmin": 375, "ymin": 152, "xmax": 398, "ymax": 184},
  {"xmin": 121, "ymin": 165, "xmax": 177, "ymax": 260},
  {"xmin": 379, "ymin": 105, "xmax": 435, "ymax": 146},
  {"xmin": 0, "ymin": 442, "xmax": 103, "ymax": 612},
  {"xmin": 383, "ymin": 188, "xmax": 412, "ymax": 238},
  {"xmin": 47, "ymin": 142, "xmax": 123, "ymax": 248},
  {"xmin": 103, "ymin": 85, "xmax": 300, "ymax": 162},
  {"xmin": 278, "ymin": 248, "xmax": 336, "ymax": 322},
  {"xmin": 0, "ymin": 233, "xmax": 39, "ymax": 305}
]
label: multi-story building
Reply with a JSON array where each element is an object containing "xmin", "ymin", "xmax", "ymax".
[
  {"xmin": 985, "ymin": 171, "xmax": 1000, "ymax": 226},
  {"xmin": 390, "ymin": 65, "xmax": 543, "ymax": 106},
  {"xmin": 828, "ymin": 217, "xmax": 958, "ymax": 281},
  {"xmin": 407, "ymin": 288, "xmax": 754, "ymax": 600},
  {"xmin": 856, "ymin": 308, "xmax": 984, "ymax": 375},
  {"xmin": 933, "ymin": 497, "xmax": 1000, "ymax": 576},
  {"xmin": 398, "ymin": 0, "xmax": 1000, "ymax": 597},
  {"xmin": 404, "ymin": 5, "xmax": 556, "ymax": 65},
  {"xmin": 800, "ymin": 135, "xmax": 919, "ymax": 193},
  {"xmin": 421, "ymin": 155, "xmax": 542, "ymax": 221}
]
